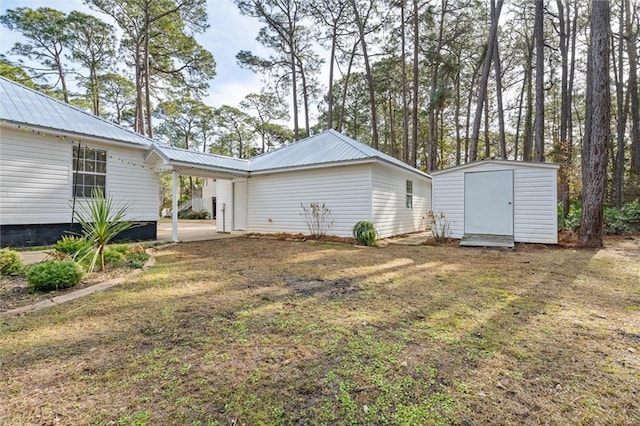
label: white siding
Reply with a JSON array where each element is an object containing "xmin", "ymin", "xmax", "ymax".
[
  {"xmin": 371, "ymin": 163, "xmax": 431, "ymax": 238},
  {"xmin": 432, "ymin": 161, "xmax": 558, "ymax": 244},
  {"xmin": 513, "ymin": 167, "xmax": 558, "ymax": 244},
  {"xmin": 247, "ymin": 164, "xmax": 372, "ymax": 237},
  {"xmin": 0, "ymin": 128, "xmax": 158, "ymax": 225},
  {"xmin": 201, "ymin": 179, "xmax": 216, "ymax": 216},
  {"xmin": 215, "ymin": 179, "xmax": 233, "ymax": 232},
  {"xmin": 432, "ymin": 172, "xmax": 465, "ymax": 238}
]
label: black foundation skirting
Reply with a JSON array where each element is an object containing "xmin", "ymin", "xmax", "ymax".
[{"xmin": 0, "ymin": 222, "xmax": 157, "ymax": 248}]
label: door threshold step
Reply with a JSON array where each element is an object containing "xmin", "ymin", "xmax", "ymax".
[{"xmin": 460, "ymin": 234, "xmax": 514, "ymax": 248}]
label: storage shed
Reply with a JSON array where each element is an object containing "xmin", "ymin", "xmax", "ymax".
[{"xmin": 431, "ymin": 160, "xmax": 560, "ymax": 246}]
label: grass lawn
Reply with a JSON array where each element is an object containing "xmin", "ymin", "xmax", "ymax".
[{"xmin": 1, "ymin": 237, "xmax": 638, "ymax": 425}]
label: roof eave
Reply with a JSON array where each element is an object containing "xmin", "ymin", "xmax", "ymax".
[
  {"xmin": 1, "ymin": 120, "xmax": 150, "ymax": 150},
  {"xmin": 431, "ymin": 159, "xmax": 560, "ymax": 176}
]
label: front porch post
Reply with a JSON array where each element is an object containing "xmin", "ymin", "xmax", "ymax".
[{"xmin": 172, "ymin": 170, "xmax": 179, "ymax": 242}]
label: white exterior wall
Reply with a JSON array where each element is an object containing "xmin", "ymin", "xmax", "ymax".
[
  {"xmin": 432, "ymin": 161, "xmax": 558, "ymax": 244},
  {"xmin": 215, "ymin": 179, "xmax": 233, "ymax": 232},
  {"xmin": 371, "ymin": 163, "xmax": 431, "ymax": 238},
  {"xmin": 201, "ymin": 179, "xmax": 217, "ymax": 216},
  {"xmin": 0, "ymin": 128, "xmax": 158, "ymax": 225},
  {"xmin": 247, "ymin": 164, "xmax": 372, "ymax": 237}
]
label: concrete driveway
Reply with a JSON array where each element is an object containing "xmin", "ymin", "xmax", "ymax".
[{"xmin": 157, "ymin": 219, "xmax": 234, "ymax": 242}]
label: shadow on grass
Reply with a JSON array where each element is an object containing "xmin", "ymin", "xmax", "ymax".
[{"xmin": 2, "ymin": 237, "xmax": 637, "ymax": 424}]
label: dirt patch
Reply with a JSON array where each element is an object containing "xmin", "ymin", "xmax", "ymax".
[{"xmin": 284, "ymin": 276, "xmax": 360, "ymax": 297}]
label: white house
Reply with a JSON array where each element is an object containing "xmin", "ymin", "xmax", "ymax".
[
  {"xmin": 431, "ymin": 160, "xmax": 560, "ymax": 246},
  {"xmin": 146, "ymin": 130, "xmax": 432, "ymax": 239},
  {"xmin": 0, "ymin": 77, "xmax": 159, "ymax": 247}
]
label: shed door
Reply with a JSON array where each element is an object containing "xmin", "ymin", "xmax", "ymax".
[
  {"xmin": 233, "ymin": 181, "xmax": 247, "ymax": 231},
  {"xmin": 464, "ymin": 170, "xmax": 513, "ymax": 236}
]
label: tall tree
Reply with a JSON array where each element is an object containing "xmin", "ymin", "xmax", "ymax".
[
  {"xmin": 626, "ymin": 0, "xmax": 640, "ymax": 188},
  {"xmin": 470, "ymin": 0, "xmax": 503, "ymax": 161},
  {"xmin": 100, "ymin": 73, "xmax": 136, "ymax": 125},
  {"xmin": 308, "ymin": 0, "xmax": 352, "ymax": 130},
  {"xmin": 214, "ymin": 105, "xmax": 256, "ymax": 158},
  {"xmin": 65, "ymin": 11, "xmax": 116, "ymax": 116},
  {"xmin": 241, "ymin": 91, "xmax": 289, "ymax": 153},
  {"xmin": 580, "ymin": 0, "xmax": 610, "ymax": 247},
  {"xmin": 533, "ymin": 0, "xmax": 545, "ymax": 161},
  {"xmin": 87, "ymin": 0, "xmax": 215, "ymax": 136},
  {"xmin": 350, "ymin": 0, "xmax": 379, "ymax": 149},
  {"xmin": 236, "ymin": 0, "xmax": 317, "ymax": 140},
  {"xmin": 0, "ymin": 7, "xmax": 70, "ymax": 102}
]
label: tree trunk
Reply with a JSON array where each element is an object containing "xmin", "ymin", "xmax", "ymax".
[
  {"xmin": 350, "ymin": 0, "xmax": 379, "ymax": 149},
  {"xmin": 427, "ymin": 0, "xmax": 447, "ymax": 172},
  {"xmin": 327, "ymin": 24, "xmax": 337, "ymax": 130},
  {"xmin": 455, "ymin": 68, "xmax": 462, "ymax": 165},
  {"xmin": 298, "ymin": 56, "xmax": 311, "ymax": 136},
  {"xmin": 534, "ymin": 0, "xmax": 545, "ymax": 162},
  {"xmin": 470, "ymin": 0, "xmax": 503, "ymax": 161},
  {"xmin": 492, "ymin": 20, "xmax": 506, "ymax": 159},
  {"xmin": 144, "ymin": 0, "xmax": 153, "ymax": 138},
  {"xmin": 556, "ymin": 0, "xmax": 571, "ymax": 214},
  {"xmin": 613, "ymin": 1, "xmax": 628, "ymax": 207},
  {"xmin": 337, "ymin": 41, "xmax": 358, "ymax": 133},
  {"xmin": 580, "ymin": 0, "xmax": 610, "ymax": 247},
  {"xmin": 401, "ymin": 0, "xmax": 409, "ymax": 164},
  {"xmin": 290, "ymin": 23, "xmax": 300, "ymax": 140},
  {"xmin": 411, "ymin": 0, "xmax": 420, "ymax": 166},
  {"xmin": 626, "ymin": 0, "xmax": 640, "ymax": 186}
]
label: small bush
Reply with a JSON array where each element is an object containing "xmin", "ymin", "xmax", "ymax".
[
  {"xmin": 0, "ymin": 248, "xmax": 24, "ymax": 275},
  {"xmin": 352, "ymin": 220, "xmax": 378, "ymax": 247},
  {"xmin": 26, "ymin": 260, "xmax": 84, "ymax": 292},
  {"xmin": 301, "ymin": 202, "xmax": 334, "ymax": 239},
  {"xmin": 604, "ymin": 202, "xmax": 640, "ymax": 235},
  {"xmin": 126, "ymin": 244, "xmax": 149, "ymax": 268},
  {"xmin": 428, "ymin": 211, "xmax": 452, "ymax": 242},
  {"xmin": 179, "ymin": 210, "xmax": 211, "ymax": 220},
  {"xmin": 103, "ymin": 247, "xmax": 125, "ymax": 266}
]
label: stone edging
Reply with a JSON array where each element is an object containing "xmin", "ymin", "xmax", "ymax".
[{"xmin": 0, "ymin": 248, "xmax": 157, "ymax": 319}]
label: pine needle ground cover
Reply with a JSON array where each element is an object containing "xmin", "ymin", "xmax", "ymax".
[{"xmin": 1, "ymin": 237, "xmax": 638, "ymax": 425}]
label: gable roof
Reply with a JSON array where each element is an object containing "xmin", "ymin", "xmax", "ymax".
[
  {"xmin": 0, "ymin": 76, "xmax": 153, "ymax": 148},
  {"xmin": 146, "ymin": 144, "xmax": 250, "ymax": 176},
  {"xmin": 249, "ymin": 129, "xmax": 429, "ymax": 177},
  {"xmin": 430, "ymin": 159, "xmax": 560, "ymax": 176}
]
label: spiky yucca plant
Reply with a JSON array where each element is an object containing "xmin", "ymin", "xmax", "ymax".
[{"xmin": 75, "ymin": 189, "xmax": 142, "ymax": 272}]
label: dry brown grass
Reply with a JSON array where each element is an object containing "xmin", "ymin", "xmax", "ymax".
[{"xmin": 0, "ymin": 236, "xmax": 638, "ymax": 425}]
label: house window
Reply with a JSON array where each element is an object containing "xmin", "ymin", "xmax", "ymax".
[
  {"xmin": 73, "ymin": 145, "xmax": 106, "ymax": 197},
  {"xmin": 406, "ymin": 180, "xmax": 413, "ymax": 208}
]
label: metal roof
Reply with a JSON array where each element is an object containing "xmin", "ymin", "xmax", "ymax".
[
  {"xmin": 0, "ymin": 76, "xmax": 153, "ymax": 148},
  {"xmin": 147, "ymin": 144, "xmax": 250, "ymax": 173},
  {"xmin": 250, "ymin": 129, "xmax": 429, "ymax": 177},
  {"xmin": 430, "ymin": 159, "xmax": 560, "ymax": 176}
]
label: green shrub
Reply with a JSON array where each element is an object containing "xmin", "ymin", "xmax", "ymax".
[
  {"xmin": 126, "ymin": 245, "xmax": 149, "ymax": 268},
  {"xmin": 558, "ymin": 201, "xmax": 582, "ymax": 232},
  {"xmin": 103, "ymin": 247, "xmax": 126, "ymax": 266},
  {"xmin": 604, "ymin": 202, "xmax": 640, "ymax": 235},
  {"xmin": 0, "ymin": 248, "xmax": 24, "ymax": 275},
  {"xmin": 352, "ymin": 220, "xmax": 378, "ymax": 247},
  {"xmin": 26, "ymin": 260, "xmax": 84, "ymax": 292},
  {"xmin": 51, "ymin": 235, "xmax": 93, "ymax": 259},
  {"xmin": 111, "ymin": 245, "xmax": 131, "ymax": 255},
  {"xmin": 178, "ymin": 209, "xmax": 211, "ymax": 219}
]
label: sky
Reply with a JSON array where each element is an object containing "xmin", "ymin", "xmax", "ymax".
[{"xmin": 0, "ymin": 0, "xmax": 269, "ymax": 109}]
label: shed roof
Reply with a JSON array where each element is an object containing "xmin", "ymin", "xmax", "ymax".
[
  {"xmin": 249, "ymin": 129, "xmax": 430, "ymax": 178},
  {"xmin": 0, "ymin": 76, "xmax": 153, "ymax": 148},
  {"xmin": 430, "ymin": 159, "xmax": 560, "ymax": 176}
]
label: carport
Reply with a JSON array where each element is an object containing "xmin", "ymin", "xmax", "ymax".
[{"xmin": 144, "ymin": 145, "xmax": 250, "ymax": 242}]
